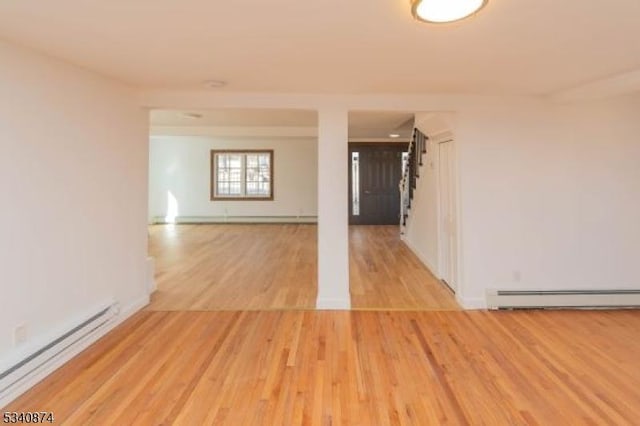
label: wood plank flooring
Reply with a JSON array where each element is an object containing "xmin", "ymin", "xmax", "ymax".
[
  {"xmin": 148, "ymin": 224, "xmax": 458, "ymax": 311},
  {"xmin": 7, "ymin": 309, "xmax": 640, "ymax": 425},
  {"xmin": 350, "ymin": 226, "xmax": 459, "ymax": 310},
  {"xmin": 148, "ymin": 224, "xmax": 318, "ymax": 310}
]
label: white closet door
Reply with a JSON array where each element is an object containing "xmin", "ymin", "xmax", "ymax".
[{"xmin": 438, "ymin": 140, "xmax": 457, "ymax": 292}]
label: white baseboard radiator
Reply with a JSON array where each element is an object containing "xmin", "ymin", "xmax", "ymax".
[
  {"xmin": 0, "ymin": 302, "xmax": 119, "ymax": 405},
  {"xmin": 486, "ymin": 289, "xmax": 640, "ymax": 310}
]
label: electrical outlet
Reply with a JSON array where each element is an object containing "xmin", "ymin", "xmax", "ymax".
[
  {"xmin": 513, "ymin": 270, "xmax": 522, "ymax": 283},
  {"xmin": 112, "ymin": 303, "xmax": 121, "ymax": 316},
  {"xmin": 14, "ymin": 324, "xmax": 28, "ymax": 345}
]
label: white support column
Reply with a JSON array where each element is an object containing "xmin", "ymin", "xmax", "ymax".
[{"xmin": 316, "ymin": 107, "xmax": 350, "ymax": 310}]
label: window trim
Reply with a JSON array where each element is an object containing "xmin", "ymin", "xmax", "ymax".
[{"xmin": 210, "ymin": 149, "xmax": 274, "ymax": 201}]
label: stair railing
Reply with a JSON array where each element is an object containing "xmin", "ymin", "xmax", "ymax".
[{"xmin": 399, "ymin": 128, "xmax": 428, "ymax": 234}]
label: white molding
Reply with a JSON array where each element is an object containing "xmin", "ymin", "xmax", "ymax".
[
  {"xmin": 150, "ymin": 125, "xmax": 318, "ymax": 138},
  {"xmin": 550, "ymin": 68, "xmax": 640, "ymax": 103},
  {"xmin": 402, "ymin": 235, "xmax": 481, "ymax": 310},
  {"xmin": 0, "ymin": 294, "xmax": 149, "ymax": 408},
  {"xmin": 432, "ymin": 131, "xmax": 454, "ymax": 143},
  {"xmin": 414, "ymin": 112, "xmax": 456, "ymax": 137},
  {"xmin": 146, "ymin": 257, "xmax": 156, "ymax": 294},
  {"xmin": 316, "ymin": 298, "xmax": 351, "ymax": 310},
  {"xmin": 401, "ymin": 235, "xmax": 439, "ymax": 278},
  {"xmin": 348, "ymin": 138, "xmax": 411, "ymax": 143},
  {"xmin": 457, "ymin": 296, "xmax": 486, "ymax": 310},
  {"xmin": 152, "ymin": 215, "xmax": 318, "ymax": 224},
  {"xmin": 486, "ymin": 289, "xmax": 640, "ymax": 310},
  {"xmin": 0, "ymin": 300, "xmax": 114, "ymax": 374}
]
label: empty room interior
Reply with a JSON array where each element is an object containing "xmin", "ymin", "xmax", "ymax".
[{"xmin": 1, "ymin": 0, "xmax": 640, "ymax": 424}]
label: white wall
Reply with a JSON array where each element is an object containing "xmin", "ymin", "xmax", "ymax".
[
  {"xmin": 402, "ymin": 135, "xmax": 445, "ymax": 277},
  {"xmin": 0, "ymin": 42, "xmax": 148, "ymax": 370},
  {"xmin": 403, "ymin": 113, "xmax": 457, "ymax": 279},
  {"xmin": 148, "ymin": 135, "xmax": 317, "ymax": 221},
  {"xmin": 370, "ymin": 97, "xmax": 640, "ymax": 309},
  {"xmin": 457, "ymin": 94, "xmax": 640, "ymax": 306},
  {"xmin": 141, "ymin": 90, "xmax": 640, "ymax": 309}
]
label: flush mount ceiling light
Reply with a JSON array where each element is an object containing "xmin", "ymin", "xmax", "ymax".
[
  {"xmin": 389, "ymin": 133, "xmax": 401, "ymax": 138},
  {"xmin": 202, "ymin": 79, "xmax": 227, "ymax": 89},
  {"xmin": 411, "ymin": 0, "xmax": 488, "ymax": 24}
]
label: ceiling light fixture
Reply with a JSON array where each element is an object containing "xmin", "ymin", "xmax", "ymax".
[
  {"xmin": 411, "ymin": 0, "xmax": 487, "ymax": 24},
  {"xmin": 389, "ymin": 133, "xmax": 401, "ymax": 138},
  {"xmin": 202, "ymin": 79, "xmax": 227, "ymax": 89}
]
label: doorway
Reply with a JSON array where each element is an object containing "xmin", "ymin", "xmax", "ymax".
[
  {"xmin": 346, "ymin": 111, "xmax": 459, "ymax": 310},
  {"xmin": 147, "ymin": 108, "xmax": 319, "ymax": 310},
  {"xmin": 349, "ymin": 143, "xmax": 408, "ymax": 225}
]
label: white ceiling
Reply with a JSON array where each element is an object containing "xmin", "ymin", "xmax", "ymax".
[
  {"xmin": 348, "ymin": 111, "xmax": 414, "ymax": 139},
  {"xmin": 1, "ymin": 1, "xmax": 639, "ymax": 95},
  {"xmin": 150, "ymin": 109, "xmax": 317, "ymax": 127},
  {"xmin": 151, "ymin": 109, "xmax": 414, "ymax": 140}
]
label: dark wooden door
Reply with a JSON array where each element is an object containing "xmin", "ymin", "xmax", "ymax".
[{"xmin": 349, "ymin": 143, "xmax": 407, "ymax": 225}]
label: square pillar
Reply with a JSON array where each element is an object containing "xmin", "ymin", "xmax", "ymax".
[{"xmin": 316, "ymin": 107, "xmax": 350, "ymax": 309}]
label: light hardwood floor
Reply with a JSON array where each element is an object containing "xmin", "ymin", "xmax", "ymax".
[
  {"xmin": 148, "ymin": 224, "xmax": 318, "ymax": 310},
  {"xmin": 148, "ymin": 224, "xmax": 458, "ymax": 311},
  {"xmin": 350, "ymin": 226, "xmax": 459, "ymax": 310},
  {"xmin": 7, "ymin": 309, "xmax": 640, "ymax": 424}
]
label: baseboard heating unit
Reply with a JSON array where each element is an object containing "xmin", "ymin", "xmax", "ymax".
[
  {"xmin": 0, "ymin": 302, "xmax": 119, "ymax": 406},
  {"xmin": 486, "ymin": 289, "xmax": 640, "ymax": 310}
]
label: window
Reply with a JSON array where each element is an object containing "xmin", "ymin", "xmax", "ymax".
[
  {"xmin": 211, "ymin": 150, "xmax": 274, "ymax": 200},
  {"xmin": 351, "ymin": 152, "xmax": 360, "ymax": 216},
  {"xmin": 401, "ymin": 151, "xmax": 409, "ymax": 177}
]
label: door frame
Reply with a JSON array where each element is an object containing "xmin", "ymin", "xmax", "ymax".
[
  {"xmin": 436, "ymin": 138, "xmax": 457, "ymax": 293},
  {"xmin": 348, "ymin": 142, "xmax": 409, "ymax": 225}
]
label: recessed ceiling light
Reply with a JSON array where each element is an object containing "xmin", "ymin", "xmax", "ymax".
[
  {"xmin": 203, "ymin": 79, "xmax": 227, "ymax": 89},
  {"xmin": 183, "ymin": 112, "xmax": 203, "ymax": 119},
  {"xmin": 411, "ymin": 0, "xmax": 487, "ymax": 24},
  {"xmin": 389, "ymin": 133, "xmax": 401, "ymax": 138}
]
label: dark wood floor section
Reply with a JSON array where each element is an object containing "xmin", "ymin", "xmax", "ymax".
[{"xmin": 7, "ymin": 310, "xmax": 640, "ymax": 424}]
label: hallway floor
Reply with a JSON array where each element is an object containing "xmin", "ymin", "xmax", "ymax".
[
  {"xmin": 147, "ymin": 224, "xmax": 458, "ymax": 311},
  {"xmin": 349, "ymin": 225, "xmax": 458, "ymax": 310}
]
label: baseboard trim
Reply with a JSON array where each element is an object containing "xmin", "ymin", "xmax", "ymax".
[
  {"xmin": 146, "ymin": 257, "xmax": 156, "ymax": 294},
  {"xmin": 152, "ymin": 216, "xmax": 318, "ymax": 224},
  {"xmin": 457, "ymin": 296, "xmax": 487, "ymax": 310},
  {"xmin": 486, "ymin": 289, "xmax": 640, "ymax": 310},
  {"xmin": 0, "ymin": 294, "xmax": 149, "ymax": 408},
  {"xmin": 316, "ymin": 298, "xmax": 351, "ymax": 310},
  {"xmin": 400, "ymin": 235, "xmax": 439, "ymax": 280}
]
